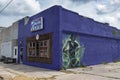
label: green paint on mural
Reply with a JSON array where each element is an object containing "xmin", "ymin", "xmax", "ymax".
[{"xmin": 62, "ymin": 33, "xmax": 85, "ymax": 69}]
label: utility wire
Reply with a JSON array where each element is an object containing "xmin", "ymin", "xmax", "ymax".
[
  {"xmin": 0, "ymin": 0, "xmax": 8, "ymax": 10},
  {"xmin": 0, "ymin": 0, "xmax": 14, "ymax": 14}
]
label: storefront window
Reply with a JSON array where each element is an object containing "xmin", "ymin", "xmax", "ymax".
[
  {"xmin": 26, "ymin": 33, "xmax": 52, "ymax": 63},
  {"xmin": 39, "ymin": 40, "xmax": 49, "ymax": 58},
  {"xmin": 29, "ymin": 42, "xmax": 32, "ymax": 47},
  {"xmin": 27, "ymin": 42, "xmax": 36, "ymax": 57},
  {"xmin": 40, "ymin": 41, "xmax": 43, "ymax": 46},
  {"xmin": 33, "ymin": 42, "xmax": 36, "ymax": 47}
]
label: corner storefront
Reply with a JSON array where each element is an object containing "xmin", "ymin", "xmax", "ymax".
[
  {"xmin": 18, "ymin": 6, "xmax": 61, "ymax": 70},
  {"xmin": 18, "ymin": 5, "xmax": 120, "ymax": 70}
]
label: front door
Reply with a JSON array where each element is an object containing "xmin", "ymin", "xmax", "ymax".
[{"xmin": 20, "ymin": 47, "xmax": 23, "ymax": 63}]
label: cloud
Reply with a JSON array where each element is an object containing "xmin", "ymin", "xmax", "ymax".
[
  {"xmin": 93, "ymin": 0, "xmax": 120, "ymax": 29},
  {"xmin": 0, "ymin": 0, "xmax": 120, "ymax": 29},
  {"xmin": 61, "ymin": 0, "xmax": 97, "ymax": 18},
  {"xmin": 0, "ymin": 0, "xmax": 41, "ymax": 27},
  {"xmin": 38, "ymin": 0, "xmax": 61, "ymax": 11},
  {"xmin": 58, "ymin": 0, "xmax": 120, "ymax": 29},
  {"xmin": 70, "ymin": 0, "xmax": 95, "ymax": 4},
  {"xmin": 0, "ymin": 0, "xmax": 41, "ymax": 16},
  {"xmin": 96, "ymin": 0, "xmax": 120, "ymax": 14}
]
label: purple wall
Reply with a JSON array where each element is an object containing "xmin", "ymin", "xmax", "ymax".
[
  {"xmin": 59, "ymin": 7, "xmax": 120, "ymax": 67},
  {"xmin": 18, "ymin": 5, "xmax": 120, "ymax": 70},
  {"xmin": 18, "ymin": 6, "xmax": 61, "ymax": 70}
]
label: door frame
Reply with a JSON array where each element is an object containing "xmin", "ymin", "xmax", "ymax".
[{"xmin": 19, "ymin": 47, "xmax": 23, "ymax": 64}]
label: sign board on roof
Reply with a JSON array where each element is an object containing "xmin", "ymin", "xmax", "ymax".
[{"xmin": 31, "ymin": 17, "xmax": 43, "ymax": 32}]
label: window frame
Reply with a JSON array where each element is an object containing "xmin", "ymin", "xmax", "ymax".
[{"xmin": 26, "ymin": 33, "xmax": 52, "ymax": 64}]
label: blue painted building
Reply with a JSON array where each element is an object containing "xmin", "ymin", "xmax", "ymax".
[{"xmin": 18, "ymin": 5, "xmax": 120, "ymax": 70}]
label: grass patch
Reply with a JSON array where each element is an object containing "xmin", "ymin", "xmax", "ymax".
[
  {"xmin": 81, "ymin": 63, "xmax": 87, "ymax": 68},
  {"xmin": 102, "ymin": 62, "xmax": 108, "ymax": 65},
  {"xmin": 113, "ymin": 60, "xmax": 120, "ymax": 63}
]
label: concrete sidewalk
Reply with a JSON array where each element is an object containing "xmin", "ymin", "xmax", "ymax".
[
  {"xmin": 0, "ymin": 62, "xmax": 65, "ymax": 80},
  {"xmin": 67, "ymin": 62, "xmax": 120, "ymax": 80},
  {"xmin": 0, "ymin": 62, "xmax": 120, "ymax": 80}
]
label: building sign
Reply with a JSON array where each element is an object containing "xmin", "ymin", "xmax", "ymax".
[{"xmin": 31, "ymin": 17, "xmax": 43, "ymax": 32}]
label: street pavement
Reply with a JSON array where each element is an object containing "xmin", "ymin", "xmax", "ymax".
[{"xmin": 0, "ymin": 62, "xmax": 120, "ymax": 80}]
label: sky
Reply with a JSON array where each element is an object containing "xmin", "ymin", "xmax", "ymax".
[{"xmin": 0, "ymin": 0, "xmax": 120, "ymax": 29}]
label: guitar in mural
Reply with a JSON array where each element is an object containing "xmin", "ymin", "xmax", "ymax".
[{"xmin": 62, "ymin": 33, "xmax": 85, "ymax": 69}]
